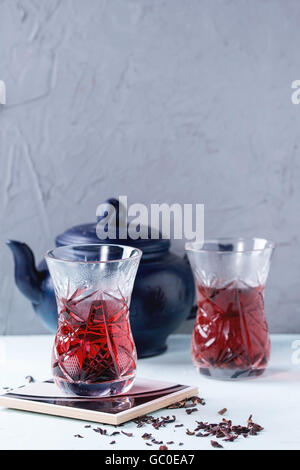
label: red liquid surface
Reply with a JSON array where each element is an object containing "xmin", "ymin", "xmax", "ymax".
[
  {"xmin": 192, "ymin": 282, "xmax": 270, "ymax": 377},
  {"xmin": 52, "ymin": 288, "xmax": 136, "ymax": 386}
]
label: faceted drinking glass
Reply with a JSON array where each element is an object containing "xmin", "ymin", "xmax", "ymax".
[
  {"xmin": 45, "ymin": 244, "xmax": 142, "ymax": 397},
  {"xmin": 185, "ymin": 238, "xmax": 275, "ymax": 380}
]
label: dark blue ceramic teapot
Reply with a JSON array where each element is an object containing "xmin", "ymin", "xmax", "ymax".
[{"xmin": 7, "ymin": 198, "xmax": 195, "ymax": 358}]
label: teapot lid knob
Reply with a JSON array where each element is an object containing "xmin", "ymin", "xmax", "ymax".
[
  {"xmin": 96, "ymin": 197, "xmax": 127, "ymax": 235},
  {"xmin": 56, "ymin": 196, "xmax": 170, "ymax": 254}
]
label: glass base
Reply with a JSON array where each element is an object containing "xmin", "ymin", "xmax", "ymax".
[
  {"xmin": 198, "ymin": 367, "xmax": 266, "ymax": 380},
  {"xmin": 54, "ymin": 374, "xmax": 135, "ymax": 397}
]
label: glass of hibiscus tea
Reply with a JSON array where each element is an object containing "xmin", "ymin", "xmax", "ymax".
[
  {"xmin": 45, "ymin": 244, "xmax": 142, "ymax": 397},
  {"xmin": 185, "ymin": 238, "xmax": 275, "ymax": 380}
]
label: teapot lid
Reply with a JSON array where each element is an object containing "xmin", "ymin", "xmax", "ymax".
[{"xmin": 55, "ymin": 198, "xmax": 170, "ymax": 255}]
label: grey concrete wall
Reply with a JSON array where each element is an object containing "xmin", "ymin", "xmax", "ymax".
[{"xmin": 0, "ymin": 0, "xmax": 300, "ymax": 334}]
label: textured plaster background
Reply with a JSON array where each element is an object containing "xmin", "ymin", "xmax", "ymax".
[{"xmin": 0, "ymin": 0, "xmax": 300, "ymax": 334}]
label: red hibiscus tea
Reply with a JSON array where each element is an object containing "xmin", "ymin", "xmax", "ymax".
[
  {"xmin": 46, "ymin": 244, "xmax": 142, "ymax": 397},
  {"xmin": 192, "ymin": 282, "xmax": 270, "ymax": 379},
  {"xmin": 52, "ymin": 289, "xmax": 137, "ymax": 396},
  {"xmin": 186, "ymin": 238, "xmax": 274, "ymax": 380}
]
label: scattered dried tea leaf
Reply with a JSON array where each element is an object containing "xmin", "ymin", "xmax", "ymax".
[
  {"xmin": 159, "ymin": 445, "xmax": 168, "ymax": 450},
  {"xmin": 133, "ymin": 414, "xmax": 176, "ymax": 429},
  {"xmin": 211, "ymin": 440, "xmax": 223, "ymax": 449},
  {"xmin": 218, "ymin": 408, "xmax": 227, "ymax": 415},
  {"xmin": 93, "ymin": 427, "xmax": 107, "ymax": 435},
  {"xmin": 122, "ymin": 431, "xmax": 133, "ymax": 437},
  {"xmin": 192, "ymin": 396, "xmax": 206, "ymax": 406},
  {"xmin": 249, "ymin": 428, "xmax": 257, "ymax": 436},
  {"xmin": 25, "ymin": 375, "xmax": 35, "ymax": 383},
  {"xmin": 152, "ymin": 439, "xmax": 163, "ymax": 445},
  {"xmin": 74, "ymin": 434, "xmax": 84, "ymax": 438},
  {"xmin": 167, "ymin": 396, "xmax": 205, "ymax": 409},
  {"xmin": 186, "ymin": 408, "xmax": 198, "ymax": 415}
]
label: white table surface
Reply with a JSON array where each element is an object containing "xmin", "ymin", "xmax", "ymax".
[{"xmin": 0, "ymin": 334, "xmax": 299, "ymax": 450}]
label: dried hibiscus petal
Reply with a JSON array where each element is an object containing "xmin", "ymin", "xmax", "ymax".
[{"xmin": 211, "ymin": 440, "xmax": 223, "ymax": 448}]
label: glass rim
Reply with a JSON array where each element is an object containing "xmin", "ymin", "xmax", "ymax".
[
  {"xmin": 45, "ymin": 243, "xmax": 143, "ymax": 264},
  {"xmin": 185, "ymin": 237, "xmax": 276, "ymax": 254}
]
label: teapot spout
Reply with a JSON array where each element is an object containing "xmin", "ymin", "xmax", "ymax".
[{"xmin": 6, "ymin": 240, "xmax": 43, "ymax": 305}]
